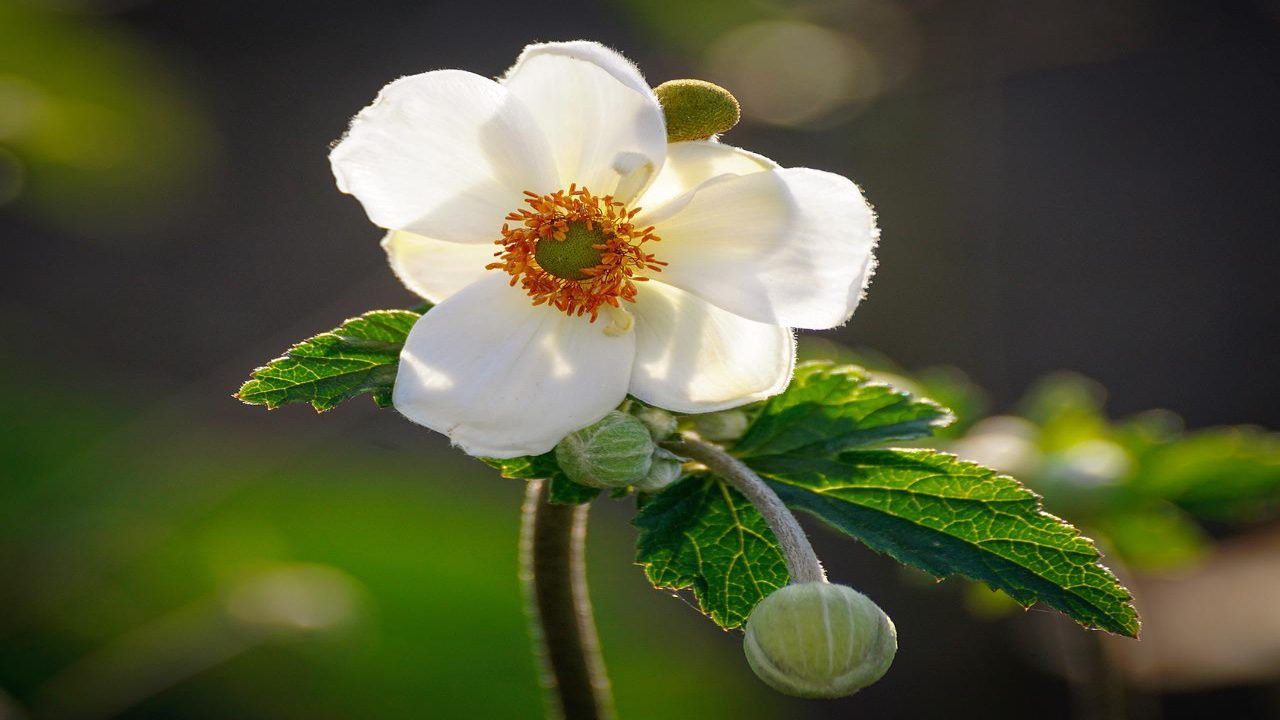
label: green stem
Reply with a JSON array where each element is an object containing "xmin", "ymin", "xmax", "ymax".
[
  {"xmin": 520, "ymin": 480, "xmax": 615, "ymax": 720},
  {"xmin": 664, "ymin": 437, "xmax": 826, "ymax": 584}
]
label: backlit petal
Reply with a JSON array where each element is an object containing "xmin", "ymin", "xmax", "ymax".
[
  {"xmin": 502, "ymin": 42, "xmax": 666, "ymax": 203},
  {"xmin": 331, "ymin": 70, "xmax": 558, "ymax": 243},
  {"xmin": 393, "ymin": 274, "xmax": 635, "ymax": 458},
  {"xmin": 629, "ymin": 281, "xmax": 794, "ymax": 413},
  {"xmin": 637, "ymin": 168, "xmax": 877, "ymax": 329},
  {"xmin": 636, "ymin": 140, "xmax": 776, "ymax": 211},
  {"xmin": 382, "ymin": 230, "xmax": 496, "ymax": 304}
]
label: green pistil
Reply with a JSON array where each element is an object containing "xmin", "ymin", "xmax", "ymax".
[{"xmin": 535, "ymin": 221, "xmax": 606, "ymax": 281}]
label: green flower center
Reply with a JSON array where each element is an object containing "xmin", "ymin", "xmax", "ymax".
[{"xmin": 535, "ymin": 221, "xmax": 606, "ymax": 281}]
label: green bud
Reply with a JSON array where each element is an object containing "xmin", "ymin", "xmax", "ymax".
[
  {"xmin": 654, "ymin": 79, "xmax": 741, "ymax": 142},
  {"xmin": 630, "ymin": 405, "xmax": 678, "ymax": 441},
  {"xmin": 689, "ymin": 409, "xmax": 750, "ymax": 443},
  {"xmin": 555, "ymin": 411, "xmax": 655, "ymax": 488},
  {"xmin": 633, "ymin": 447, "xmax": 684, "ymax": 493},
  {"xmin": 744, "ymin": 582, "xmax": 897, "ymax": 699}
]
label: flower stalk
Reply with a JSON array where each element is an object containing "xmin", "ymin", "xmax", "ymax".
[
  {"xmin": 663, "ymin": 436, "xmax": 826, "ymax": 584},
  {"xmin": 520, "ymin": 480, "xmax": 615, "ymax": 720}
]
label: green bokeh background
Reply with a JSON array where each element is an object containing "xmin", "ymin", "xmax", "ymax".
[
  {"xmin": 1, "ymin": 369, "xmax": 781, "ymax": 718},
  {"xmin": 3, "ymin": 0, "xmax": 1278, "ymax": 717}
]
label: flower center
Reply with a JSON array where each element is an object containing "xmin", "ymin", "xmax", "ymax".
[
  {"xmin": 487, "ymin": 186, "xmax": 666, "ymax": 326},
  {"xmin": 534, "ymin": 220, "xmax": 605, "ymax": 281}
]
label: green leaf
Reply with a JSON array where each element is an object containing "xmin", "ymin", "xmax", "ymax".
[
  {"xmin": 482, "ymin": 452, "xmax": 560, "ymax": 481},
  {"xmin": 481, "ymin": 453, "xmax": 600, "ymax": 505},
  {"xmin": 237, "ymin": 309, "xmax": 423, "ymax": 411},
  {"xmin": 749, "ymin": 450, "xmax": 1140, "ymax": 637},
  {"xmin": 1135, "ymin": 427, "xmax": 1280, "ymax": 521},
  {"xmin": 734, "ymin": 361, "xmax": 953, "ymax": 458},
  {"xmin": 634, "ymin": 474, "xmax": 789, "ymax": 629},
  {"xmin": 548, "ymin": 476, "xmax": 602, "ymax": 505}
]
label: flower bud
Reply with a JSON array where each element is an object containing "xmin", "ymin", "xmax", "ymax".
[
  {"xmin": 744, "ymin": 582, "xmax": 897, "ymax": 699},
  {"xmin": 555, "ymin": 411, "xmax": 655, "ymax": 488},
  {"xmin": 632, "ymin": 447, "xmax": 684, "ymax": 493},
  {"xmin": 654, "ymin": 79, "xmax": 741, "ymax": 142},
  {"xmin": 689, "ymin": 409, "xmax": 750, "ymax": 443},
  {"xmin": 630, "ymin": 405, "xmax": 678, "ymax": 441}
]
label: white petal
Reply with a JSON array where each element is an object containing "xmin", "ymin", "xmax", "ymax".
[
  {"xmin": 382, "ymin": 230, "xmax": 496, "ymax": 304},
  {"xmin": 330, "ymin": 70, "xmax": 558, "ymax": 243},
  {"xmin": 509, "ymin": 41, "xmax": 656, "ymax": 97},
  {"xmin": 636, "ymin": 140, "xmax": 777, "ymax": 211},
  {"xmin": 638, "ymin": 168, "xmax": 878, "ymax": 329},
  {"xmin": 629, "ymin": 281, "xmax": 795, "ymax": 413},
  {"xmin": 502, "ymin": 42, "xmax": 666, "ymax": 202},
  {"xmin": 393, "ymin": 274, "xmax": 635, "ymax": 458}
]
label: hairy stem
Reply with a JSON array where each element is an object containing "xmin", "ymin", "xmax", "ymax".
[
  {"xmin": 664, "ymin": 436, "xmax": 826, "ymax": 584},
  {"xmin": 520, "ymin": 480, "xmax": 615, "ymax": 720}
]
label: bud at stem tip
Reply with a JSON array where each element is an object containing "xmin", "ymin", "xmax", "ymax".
[{"xmin": 744, "ymin": 582, "xmax": 897, "ymax": 699}]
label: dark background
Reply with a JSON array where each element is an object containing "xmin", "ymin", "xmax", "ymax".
[{"xmin": 2, "ymin": 0, "xmax": 1278, "ymax": 718}]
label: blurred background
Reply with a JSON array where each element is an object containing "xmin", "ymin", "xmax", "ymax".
[{"xmin": 2, "ymin": 0, "xmax": 1278, "ymax": 718}]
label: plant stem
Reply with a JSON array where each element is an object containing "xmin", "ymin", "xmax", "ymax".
[
  {"xmin": 520, "ymin": 480, "xmax": 615, "ymax": 720},
  {"xmin": 664, "ymin": 437, "xmax": 826, "ymax": 584}
]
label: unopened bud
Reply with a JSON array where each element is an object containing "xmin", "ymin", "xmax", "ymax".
[
  {"xmin": 689, "ymin": 409, "xmax": 750, "ymax": 443},
  {"xmin": 655, "ymin": 79, "xmax": 741, "ymax": 142},
  {"xmin": 744, "ymin": 582, "xmax": 897, "ymax": 699},
  {"xmin": 633, "ymin": 447, "xmax": 684, "ymax": 493},
  {"xmin": 631, "ymin": 405, "xmax": 678, "ymax": 441},
  {"xmin": 555, "ymin": 411, "xmax": 655, "ymax": 488}
]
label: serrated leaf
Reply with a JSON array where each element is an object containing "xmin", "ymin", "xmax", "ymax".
[
  {"xmin": 748, "ymin": 449, "xmax": 1140, "ymax": 637},
  {"xmin": 482, "ymin": 452, "xmax": 560, "ymax": 480},
  {"xmin": 237, "ymin": 309, "xmax": 423, "ymax": 411},
  {"xmin": 634, "ymin": 474, "xmax": 789, "ymax": 629},
  {"xmin": 481, "ymin": 453, "xmax": 600, "ymax": 505},
  {"xmin": 734, "ymin": 361, "xmax": 953, "ymax": 458}
]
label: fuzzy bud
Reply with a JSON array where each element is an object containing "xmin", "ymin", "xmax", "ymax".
[
  {"xmin": 555, "ymin": 411, "xmax": 655, "ymax": 488},
  {"xmin": 744, "ymin": 582, "xmax": 897, "ymax": 699},
  {"xmin": 655, "ymin": 79, "xmax": 741, "ymax": 142},
  {"xmin": 689, "ymin": 409, "xmax": 750, "ymax": 443},
  {"xmin": 630, "ymin": 405, "xmax": 678, "ymax": 441},
  {"xmin": 632, "ymin": 447, "xmax": 684, "ymax": 493}
]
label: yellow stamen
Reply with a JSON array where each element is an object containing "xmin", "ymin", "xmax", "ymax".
[{"xmin": 486, "ymin": 186, "xmax": 666, "ymax": 326}]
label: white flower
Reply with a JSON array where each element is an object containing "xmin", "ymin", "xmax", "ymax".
[{"xmin": 329, "ymin": 41, "xmax": 878, "ymax": 458}]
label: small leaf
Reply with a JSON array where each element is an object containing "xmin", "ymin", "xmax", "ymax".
[
  {"xmin": 634, "ymin": 474, "xmax": 789, "ymax": 629},
  {"xmin": 237, "ymin": 309, "xmax": 423, "ymax": 411},
  {"xmin": 749, "ymin": 450, "xmax": 1140, "ymax": 637},
  {"xmin": 548, "ymin": 476, "xmax": 602, "ymax": 505},
  {"xmin": 482, "ymin": 452, "xmax": 561, "ymax": 480},
  {"xmin": 482, "ymin": 453, "xmax": 600, "ymax": 505},
  {"xmin": 734, "ymin": 361, "xmax": 953, "ymax": 458}
]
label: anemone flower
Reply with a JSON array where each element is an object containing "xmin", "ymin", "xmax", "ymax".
[{"xmin": 330, "ymin": 41, "xmax": 878, "ymax": 457}]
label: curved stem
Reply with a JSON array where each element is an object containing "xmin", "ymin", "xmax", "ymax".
[
  {"xmin": 519, "ymin": 480, "xmax": 615, "ymax": 720},
  {"xmin": 664, "ymin": 437, "xmax": 826, "ymax": 584}
]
